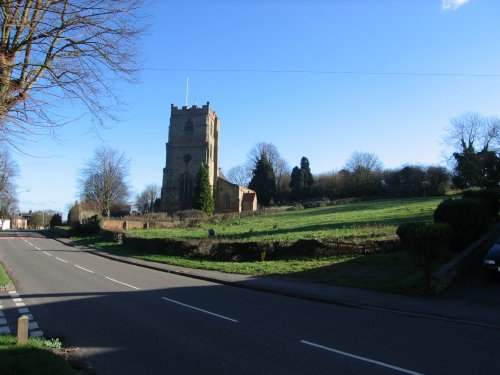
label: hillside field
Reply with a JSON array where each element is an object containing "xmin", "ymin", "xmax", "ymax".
[
  {"xmin": 74, "ymin": 197, "xmax": 449, "ymax": 295},
  {"xmin": 130, "ymin": 197, "xmax": 445, "ymax": 242}
]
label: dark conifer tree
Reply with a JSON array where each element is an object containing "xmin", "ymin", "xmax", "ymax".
[
  {"xmin": 300, "ymin": 156, "xmax": 314, "ymax": 198},
  {"xmin": 290, "ymin": 157, "xmax": 314, "ymax": 201},
  {"xmin": 192, "ymin": 164, "xmax": 214, "ymax": 215},
  {"xmin": 289, "ymin": 166, "xmax": 302, "ymax": 201},
  {"xmin": 249, "ymin": 153, "xmax": 276, "ymax": 206}
]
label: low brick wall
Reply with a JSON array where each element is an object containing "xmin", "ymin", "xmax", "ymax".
[
  {"xmin": 103, "ymin": 219, "xmax": 178, "ymax": 231},
  {"xmin": 102, "ymin": 220, "xmax": 124, "ymax": 231}
]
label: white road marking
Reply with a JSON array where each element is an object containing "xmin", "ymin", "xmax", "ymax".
[
  {"xmin": 56, "ymin": 257, "xmax": 68, "ymax": 263},
  {"xmin": 105, "ymin": 277, "xmax": 140, "ymax": 290},
  {"xmin": 161, "ymin": 297, "xmax": 238, "ymax": 323},
  {"xmin": 7, "ymin": 293, "xmax": 44, "ymax": 337},
  {"xmin": 75, "ymin": 265, "xmax": 95, "ymax": 274},
  {"xmin": 300, "ymin": 340, "xmax": 424, "ymax": 375},
  {"xmin": 43, "ymin": 251, "xmax": 52, "ymax": 257},
  {"xmin": 35, "ymin": 247, "xmax": 41, "ymax": 250}
]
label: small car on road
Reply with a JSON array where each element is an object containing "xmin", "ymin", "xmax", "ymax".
[{"xmin": 484, "ymin": 238, "xmax": 500, "ymax": 275}]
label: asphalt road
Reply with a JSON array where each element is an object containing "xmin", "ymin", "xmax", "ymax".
[{"xmin": 0, "ymin": 230, "xmax": 499, "ymax": 375}]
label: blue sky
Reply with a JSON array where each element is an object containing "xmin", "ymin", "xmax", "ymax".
[{"xmin": 12, "ymin": 0, "xmax": 500, "ymax": 214}]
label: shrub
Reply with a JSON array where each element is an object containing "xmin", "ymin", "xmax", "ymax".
[
  {"xmin": 434, "ymin": 198, "xmax": 491, "ymax": 251},
  {"xmin": 49, "ymin": 213, "xmax": 63, "ymax": 227},
  {"xmin": 71, "ymin": 214, "xmax": 102, "ymax": 235},
  {"xmin": 462, "ymin": 188, "xmax": 499, "ymax": 219},
  {"xmin": 397, "ymin": 222, "xmax": 452, "ymax": 292}
]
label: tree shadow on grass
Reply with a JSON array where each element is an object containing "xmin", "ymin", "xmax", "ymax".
[
  {"xmin": 281, "ymin": 197, "xmax": 441, "ymax": 219},
  {"xmin": 214, "ymin": 214, "xmax": 431, "ymax": 241}
]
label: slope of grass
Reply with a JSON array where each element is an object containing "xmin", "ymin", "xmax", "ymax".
[
  {"xmin": 72, "ymin": 197, "xmax": 447, "ymax": 295},
  {"xmin": 130, "ymin": 197, "xmax": 443, "ymax": 242},
  {"xmin": 0, "ymin": 336, "xmax": 75, "ymax": 375},
  {"xmin": 0, "ymin": 262, "xmax": 11, "ymax": 286},
  {"xmin": 73, "ymin": 235, "xmax": 428, "ymax": 295}
]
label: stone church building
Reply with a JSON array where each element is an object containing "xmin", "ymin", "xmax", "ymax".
[{"xmin": 159, "ymin": 102, "xmax": 257, "ymax": 214}]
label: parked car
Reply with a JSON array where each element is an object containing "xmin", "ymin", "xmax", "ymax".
[{"xmin": 484, "ymin": 238, "xmax": 500, "ymax": 275}]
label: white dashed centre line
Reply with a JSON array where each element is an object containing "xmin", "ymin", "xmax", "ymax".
[
  {"xmin": 300, "ymin": 340, "xmax": 424, "ymax": 375},
  {"xmin": 161, "ymin": 297, "xmax": 238, "ymax": 323},
  {"xmin": 105, "ymin": 277, "xmax": 140, "ymax": 290},
  {"xmin": 55, "ymin": 257, "xmax": 68, "ymax": 263},
  {"xmin": 42, "ymin": 251, "xmax": 52, "ymax": 257},
  {"xmin": 74, "ymin": 265, "xmax": 95, "ymax": 274}
]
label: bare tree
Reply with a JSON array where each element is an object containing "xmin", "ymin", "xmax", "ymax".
[
  {"xmin": 0, "ymin": 0, "xmax": 146, "ymax": 147},
  {"xmin": 345, "ymin": 151, "xmax": 383, "ymax": 173},
  {"xmin": 226, "ymin": 165, "xmax": 249, "ymax": 186},
  {"xmin": 274, "ymin": 157, "xmax": 291, "ymax": 201},
  {"xmin": 79, "ymin": 145, "xmax": 130, "ymax": 217},
  {"xmin": 135, "ymin": 183, "xmax": 160, "ymax": 214},
  {"xmin": 245, "ymin": 142, "xmax": 290, "ymax": 200},
  {"xmin": 443, "ymin": 112, "xmax": 500, "ymax": 188},
  {"xmin": 0, "ymin": 147, "xmax": 19, "ymax": 227},
  {"xmin": 444, "ymin": 112, "xmax": 500, "ymax": 154},
  {"xmin": 344, "ymin": 151, "xmax": 384, "ymax": 197}
]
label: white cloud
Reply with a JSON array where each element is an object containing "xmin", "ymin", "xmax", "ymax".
[{"xmin": 442, "ymin": 0, "xmax": 470, "ymax": 11}]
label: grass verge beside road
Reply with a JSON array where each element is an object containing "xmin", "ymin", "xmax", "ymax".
[
  {"xmin": 0, "ymin": 262, "xmax": 12, "ymax": 286},
  {"xmin": 0, "ymin": 265, "xmax": 75, "ymax": 375},
  {"xmin": 73, "ymin": 235, "xmax": 430, "ymax": 295},
  {"xmin": 0, "ymin": 336, "xmax": 75, "ymax": 375}
]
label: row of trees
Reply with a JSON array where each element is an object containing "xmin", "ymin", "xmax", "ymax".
[
  {"xmin": 227, "ymin": 112, "xmax": 499, "ymax": 206},
  {"xmin": 240, "ymin": 148, "xmax": 450, "ymax": 205}
]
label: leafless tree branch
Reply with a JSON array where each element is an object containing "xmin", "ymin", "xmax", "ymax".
[{"xmin": 1, "ymin": 0, "xmax": 146, "ymax": 147}]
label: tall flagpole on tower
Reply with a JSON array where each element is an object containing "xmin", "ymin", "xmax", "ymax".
[{"xmin": 185, "ymin": 77, "xmax": 189, "ymax": 106}]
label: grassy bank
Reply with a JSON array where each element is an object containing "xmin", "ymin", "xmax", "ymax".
[
  {"xmin": 0, "ymin": 263, "xmax": 75, "ymax": 374},
  {"xmin": 129, "ymin": 197, "xmax": 443, "ymax": 242},
  {"xmin": 0, "ymin": 336, "xmax": 75, "ymax": 375},
  {"xmin": 0, "ymin": 261, "xmax": 11, "ymax": 286},
  {"xmin": 70, "ymin": 197, "xmax": 448, "ymax": 295},
  {"xmin": 73, "ymin": 235, "xmax": 429, "ymax": 295}
]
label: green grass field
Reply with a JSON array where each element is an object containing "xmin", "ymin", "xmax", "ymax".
[
  {"xmin": 71, "ymin": 197, "xmax": 447, "ymax": 295},
  {"xmin": 130, "ymin": 197, "xmax": 444, "ymax": 242}
]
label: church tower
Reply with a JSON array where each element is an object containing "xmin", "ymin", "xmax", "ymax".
[{"xmin": 160, "ymin": 102, "xmax": 219, "ymax": 213}]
